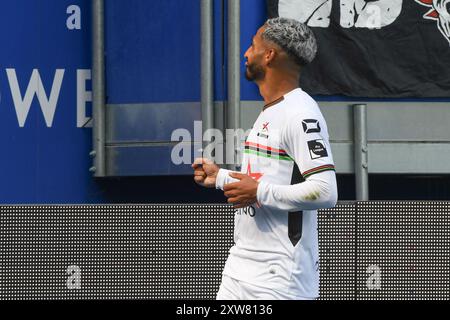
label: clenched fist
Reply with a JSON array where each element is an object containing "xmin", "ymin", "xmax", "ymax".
[{"xmin": 192, "ymin": 158, "xmax": 220, "ymax": 188}]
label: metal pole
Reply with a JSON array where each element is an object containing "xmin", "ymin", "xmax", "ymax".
[
  {"xmin": 201, "ymin": 0, "xmax": 214, "ymax": 153},
  {"xmin": 353, "ymin": 104, "xmax": 369, "ymax": 200},
  {"xmin": 227, "ymin": 0, "xmax": 241, "ymax": 170},
  {"xmin": 91, "ymin": 0, "xmax": 106, "ymax": 177}
]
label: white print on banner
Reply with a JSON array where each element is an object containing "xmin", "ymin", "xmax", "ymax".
[
  {"xmin": 278, "ymin": 0, "xmax": 402, "ymax": 29},
  {"xmin": 340, "ymin": 0, "xmax": 402, "ymax": 29},
  {"xmin": 278, "ymin": 0, "xmax": 450, "ymax": 45},
  {"xmin": 415, "ymin": 0, "xmax": 450, "ymax": 45},
  {"xmin": 5, "ymin": 69, "xmax": 92, "ymax": 128},
  {"xmin": 67, "ymin": 5, "xmax": 82, "ymax": 30}
]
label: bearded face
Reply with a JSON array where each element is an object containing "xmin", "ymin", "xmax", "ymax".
[{"xmin": 245, "ymin": 61, "xmax": 266, "ymax": 82}]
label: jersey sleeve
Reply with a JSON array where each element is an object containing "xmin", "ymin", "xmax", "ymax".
[
  {"xmin": 215, "ymin": 168, "xmax": 239, "ymax": 191},
  {"xmin": 281, "ymin": 113, "xmax": 335, "ymax": 179}
]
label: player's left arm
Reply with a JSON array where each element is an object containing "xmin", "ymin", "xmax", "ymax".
[
  {"xmin": 256, "ymin": 113, "xmax": 338, "ymax": 212},
  {"xmin": 257, "ymin": 170, "xmax": 337, "ymax": 211}
]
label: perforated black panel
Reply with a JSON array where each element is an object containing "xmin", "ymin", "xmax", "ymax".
[
  {"xmin": 318, "ymin": 203, "xmax": 356, "ymax": 300},
  {"xmin": 356, "ymin": 202, "xmax": 450, "ymax": 300},
  {"xmin": 1, "ymin": 203, "xmax": 449, "ymax": 300},
  {"xmin": 0, "ymin": 205, "xmax": 234, "ymax": 300}
]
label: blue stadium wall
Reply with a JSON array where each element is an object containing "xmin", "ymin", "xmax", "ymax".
[
  {"xmin": 0, "ymin": 0, "xmax": 97, "ymax": 204},
  {"xmin": 0, "ymin": 0, "xmax": 263, "ymax": 204},
  {"xmin": 1, "ymin": 0, "xmax": 449, "ymax": 204}
]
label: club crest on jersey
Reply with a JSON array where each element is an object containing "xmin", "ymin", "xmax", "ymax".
[
  {"xmin": 257, "ymin": 122, "xmax": 270, "ymax": 138},
  {"xmin": 308, "ymin": 139, "xmax": 328, "ymax": 159},
  {"xmin": 246, "ymin": 162, "xmax": 263, "ymax": 181},
  {"xmin": 302, "ymin": 119, "xmax": 321, "ymax": 134}
]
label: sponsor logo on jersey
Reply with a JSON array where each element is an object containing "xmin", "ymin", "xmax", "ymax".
[
  {"xmin": 308, "ymin": 139, "xmax": 328, "ymax": 159},
  {"xmin": 235, "ymin": 206, "xmax": 256, "ymax": 217},
  {"xmin": 257, "ymin": 132, "xmax": 269, "ymax": 139},
  {"xmin": 256, "ymin": 122, "xmax": 270, "ymax": 138},
  {"xmin": 302, "ymin": 119, "xmax": 321, "ymax": 134}
]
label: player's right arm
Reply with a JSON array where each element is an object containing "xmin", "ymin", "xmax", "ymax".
[
  {"xmin": 192, "ymin": 158, "xmax": 239, "ymax": 189},
  {"xmin": 192, "ymin": 158, "xmax": 220, "ymax": 188}
]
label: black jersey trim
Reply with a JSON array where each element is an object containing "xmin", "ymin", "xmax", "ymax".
[{"xmin": 288, "ymin": 162, "xmax": 304, "ymax": 247}]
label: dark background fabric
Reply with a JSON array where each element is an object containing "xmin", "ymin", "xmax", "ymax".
[{"xmin": 267, "ymin": 0, "xmax": 450, "ymax": 98}]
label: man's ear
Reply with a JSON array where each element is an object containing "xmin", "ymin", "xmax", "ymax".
[{"xmin": 265, "ymin": 48, "xmax": 277, "ymax": 66}]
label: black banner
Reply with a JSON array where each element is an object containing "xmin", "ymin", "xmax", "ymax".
[{"xmin": 267, "ymin": 0, "xmax": 450, "ymax": 98}]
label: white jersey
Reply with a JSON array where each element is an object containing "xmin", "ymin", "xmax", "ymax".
[{"xmin": 216, "ymin": 88, "xmax": 336, "ymax": 298}]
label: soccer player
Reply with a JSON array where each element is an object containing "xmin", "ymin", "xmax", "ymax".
[{"xmin": 192, "ymin": 17, "xmax": 338, "ymax": 300}]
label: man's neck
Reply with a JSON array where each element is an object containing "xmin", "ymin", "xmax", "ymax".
[{"xmin": 257, "ymin": 73, "xmax": 300, "ymax": 105}]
